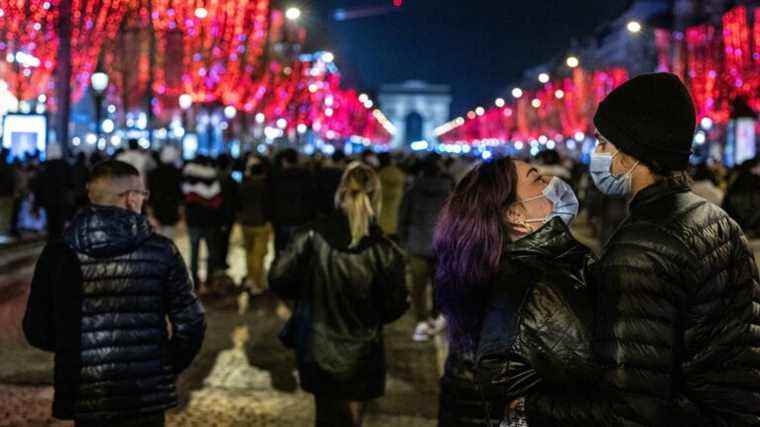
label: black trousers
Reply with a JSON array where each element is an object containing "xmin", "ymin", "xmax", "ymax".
[{"xmin": 75, "ymin": 412, "xmax": 164, "ymax": 427}]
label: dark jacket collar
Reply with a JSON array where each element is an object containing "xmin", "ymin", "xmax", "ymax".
[
  {"xmin": 505, "ymin": 217, "xmax": 588, "ymax": 261},
  {"xmin": 629, "ymin": 180, "xmax": 691, "ymax": 216}
]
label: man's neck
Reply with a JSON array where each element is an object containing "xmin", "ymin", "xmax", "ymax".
[{"xmin": 630, "ymin": 168, "xmax": 657, "ymax": 198}]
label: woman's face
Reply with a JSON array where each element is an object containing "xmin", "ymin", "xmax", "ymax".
[{"xmin": 504, "ymin": 160, "xmax": 553, "ymax": 239}]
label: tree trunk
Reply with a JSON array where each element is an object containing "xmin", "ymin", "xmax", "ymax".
[{"xmin": 54, "ymin": 0, "xmax": 73, "ymax": 157}]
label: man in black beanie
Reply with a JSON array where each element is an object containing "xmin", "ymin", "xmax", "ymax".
[{"xmin": 525, "ymin": 73, "xmax": 760, "ymax": 425}]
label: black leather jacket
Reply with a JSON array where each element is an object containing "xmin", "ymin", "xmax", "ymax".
[
  {"xmin": 527, "ymin": 181, "xmax": 760, "ymax": 426},
  {"xmin": 470, "ymin": 217, "xmax": 595, "ymax": 424},
  {"xmin": 269, "ymin": 213, "xmax": 408, "ymax": 399},
  {"xmin": 23, "ymin": 205, "xmax": 205, "ymax": 421}
]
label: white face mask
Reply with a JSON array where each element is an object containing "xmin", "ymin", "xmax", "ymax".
[{"xmin": 520, "ymin": 177, "xmax": 580, "ymax": 228}]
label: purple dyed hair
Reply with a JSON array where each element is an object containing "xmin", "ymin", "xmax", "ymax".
[{"xmin": 433, "ymin": 157, "xmax": 518, "ymax": 353}]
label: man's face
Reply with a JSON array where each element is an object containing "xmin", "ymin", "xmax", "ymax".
[
  {"xmin": 594, "ymin": 132, "xmax": 629, "ymax": 177},
  {"xmin": 120, "ymin": 176, "xmax": 148, "ymax": 213},
  {"xmin": 90, "ymin": 175, "xmax": 147, "ymax": 213}
]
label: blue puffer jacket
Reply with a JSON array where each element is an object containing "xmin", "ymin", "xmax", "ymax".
[{"xmin": 23, "ymin": 205, "xmax": 205, "ymax": 421}]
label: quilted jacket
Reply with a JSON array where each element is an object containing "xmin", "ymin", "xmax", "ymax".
[
  {"xmin": 269, "ymin": 212, "xmax": 409, "ymax": 400},
  {"xmin": 527, "ymin": 180, "xmax": 760, "ymax": 426},
  {"xmin": 23, "ymin": 205, "xmax": 205, "ymax": 421}
]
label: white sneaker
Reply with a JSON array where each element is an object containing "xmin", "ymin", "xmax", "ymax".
[
  {"xmin": 428, "ymin": 315, "xmax": 447, "ymax": 336},
  {"xmin": 412, "ymin": 321, "xmax": 432, "ymax": 342}
]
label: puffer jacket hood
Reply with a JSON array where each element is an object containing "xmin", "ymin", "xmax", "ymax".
[{"xmin": 65, "ymin": 205, "xmax": 153, "ymax": 258}]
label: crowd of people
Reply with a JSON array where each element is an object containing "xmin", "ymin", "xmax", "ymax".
[{"xmin": 11, "ymin": 72, "xmax": 760, "ymax": 427}]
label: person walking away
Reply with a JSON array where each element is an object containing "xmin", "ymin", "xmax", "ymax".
[
  {"xmin": 270, "ymin": 149, "xmax": 316, "ymax": 253},
  {"xmin": 398, "ymin": 154, "xmax": 452, "ymax": 341},
  {"xmin": 269, "ymin": 162, "xmax": 408, "ymax": 427},
  {"xmin": 313, "ymin": 151, "xmax": 346, "ymax": 217},
  {"xmin": 182, "ymin": 155, "xmax": 223, "ymax": 288},
  {"xmin": 377, "ymin": 152, "xmax": 406, "ymax": 240},
  {"xmin": 148, "ymin": 147, "xmax": 184, "ymax": 240},
  {"xmin": 690, "ymin": 162, "xmax": 724, "ymax": 206},
  {"xmin": 722, "ymin": 158, "xmax": 760, "ymax": 238},
  {"xmin": 239, "ymin": 156, "xmax": 272, "ymax": 294},
  {"xmin": 526, "ymin": 73, "xmax": 760, "ymax": 426},
  {"xmin": 0, "ymin": 149, "xmax": 15, "ymax": 233},
  {"xmin": 432, "ymin": 157, "xmax": 595, "ymax": 426},
  {"xmin": 23, "ymin": 160, "xmax": 205, "ymax": 427},
  {"xmin": 215, "ymin": 154, "xmax": 240, "ymax": 270},
  {"xmin": 33, "ymin": 143, "xmax": 74, "ymax": 241},
  {"xmin": 117, "ymin": 139, "xmax": 156, "ymax": 185},
  {"xmin": 70, "ymin": 152, "xmax": 91, "ymax": 211}
]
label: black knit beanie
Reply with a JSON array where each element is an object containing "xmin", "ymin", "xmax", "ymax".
[{"xmin": 593, "ymin": 72, "xmax": 696, "ymax": 172}]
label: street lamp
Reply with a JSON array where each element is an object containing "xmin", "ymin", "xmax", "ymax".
[
  {"xmin": 538, "ymin": 73, "xmax": 550, "ymax": 84},
  {"xmin": 627, "ymin": 20, "xmax": 642, "ymax": 34},
  {"xmin": 566, "ymin": 56, "xmax": 580, "ymax": 68},
  {"xmin": 179, "ymin": 94, "xmax": 193, "ymax": 132},
  {"xmin": 90, "ymin": 71, "xmax": 109, "ymax": 138},
  {"xmin": 321, "ymin": 51, "xmax": 335, "ymax": 63},
  {"xmin": 511, "ymin": 87, "xmax": 523, "ymax": 99},
  {"xmin": 224, "ymin": 106, "xmax": 237, "ymax": 120},
  {"xmin": 286, "ymin": 7, "xmax": 302, "ymax": 21}
]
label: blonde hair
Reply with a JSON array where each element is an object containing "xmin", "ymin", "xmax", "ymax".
[{"xmin": 335, "ymin": 161, "xmax": 382, "ymax": 247}]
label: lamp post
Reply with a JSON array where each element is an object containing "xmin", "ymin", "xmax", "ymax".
[
  {"xmin": 179, "ymin": 93, "xmax": 193, "ymax": 131},
  {"xmin": 90, "ymin": 70, "xmax": 109, "ymax": 139}
]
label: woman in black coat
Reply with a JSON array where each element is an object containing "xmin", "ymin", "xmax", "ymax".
[
  {"xmin": 434, "ymin": 157, "xmax": 596, "ymax": 426},
  {"xmin": 269, "ymin": 161, "xmax": 409, "ymax": 427}
]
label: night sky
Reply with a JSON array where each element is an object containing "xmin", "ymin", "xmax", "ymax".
[{"xmin": 298, "ymin": 0, "xmax": 633, "ymax": 117}]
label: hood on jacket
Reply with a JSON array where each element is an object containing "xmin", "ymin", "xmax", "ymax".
[{"xmin": 64, "ymin": 205, "xmax": 154, "ymax": 258}]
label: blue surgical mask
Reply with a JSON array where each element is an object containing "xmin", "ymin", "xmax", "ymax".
[
  {"xmin": 522, "ymin": 177, "xmax": 579, "ymax": 227},
  {"xmin": 589, "ymin": 151, "xmax": 639, "ymax": 197}
]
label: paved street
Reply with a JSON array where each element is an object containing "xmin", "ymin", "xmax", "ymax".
[
  {"xmin": 2, "ymin": 221, "xmax": 759, "ymax": 426},
  {"xmin": 0, "ymin": 227, "xmax": 440, "ymax": 426}
]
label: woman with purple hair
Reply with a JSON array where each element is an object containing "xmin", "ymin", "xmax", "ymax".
[{"xmin": 434, "ymin": 157, "xmax": 597, "ymax": 426}]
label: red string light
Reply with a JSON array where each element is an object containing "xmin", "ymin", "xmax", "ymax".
[{"xmin": 0, "ymin": 0, "xmax": 60, "ymax": 101}]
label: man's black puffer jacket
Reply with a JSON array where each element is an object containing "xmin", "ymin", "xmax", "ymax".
[
  {"xmin": 466, "ymin": 217, "xmax": 595, "ymax": 426},
  {"xmin": 23, "ymin": 205, "xmax": 206, "ymax": 421},
  {"xmin": 269, "ymin": 213, "xmax": 409, "ymax": 400},
  {"xmin": 527, "ymin": 181, "xmax": 760, "ymax": 426}
]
